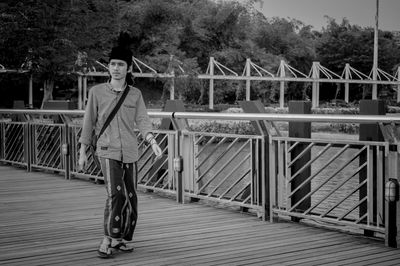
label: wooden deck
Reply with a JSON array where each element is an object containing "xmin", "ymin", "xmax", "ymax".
[{"xmin": 0, "ymin": 165, "xmax": 399, "ymax": 266}]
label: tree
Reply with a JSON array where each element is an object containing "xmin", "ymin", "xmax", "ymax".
[
  {"xmin": 2, "ymin": 0, "xmax": 398, "ymax": 107},
  {"xmin": 0, "ymin": 0, "xmax": 119, "ymax": 108},
  {"xmin": 254, "ymin": 17, "xmax": 317, "ymax": 102},
  {"xmin": 316, "ymin": 18, "xmax": 400, "ymax": 101}
]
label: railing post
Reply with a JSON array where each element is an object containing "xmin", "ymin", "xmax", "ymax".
[
  {"xmin": 359, "ymin": 99, "xmax": 385, "ymax": 237},
  {"xmin": 385, "ymin": 150, "xmax": 400, "ymax": 248},
  {"xmin": 24, "ymin": 122, "xmax": 31, "ymax": 172},
  {"xmin": 385, "ymin": 183, "xmax": 399, "ymax": 248},
  {"xmin": 268, "ymin": 135, "xmax": 276, "ymax": 222},
  {"xmin": 62, "ymin": 124, "xmax": 71, "ymax": 180},
  {"xmin": 158, "ymin": 100, "xmax": 188, "ymax": 203},
  {"xmin": 174, "ymin": 128, "xmax": 183, "ymax": 203},
  {"xmin": 239, "ymin": 100, "xmax": 272, "ymax": 220},
  {"xmin": 289, "ymin": 101, "xmax": 311, "ymax": 222}
]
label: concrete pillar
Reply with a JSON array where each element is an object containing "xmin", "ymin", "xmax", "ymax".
[{"xmin": 359, "ymin": 99, "xmax": 385, "ymax": 237}]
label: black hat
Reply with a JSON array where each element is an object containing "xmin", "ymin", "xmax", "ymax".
[{"xmin": 109, "ymin": 46, "xmax": 133, "ymax": 66}]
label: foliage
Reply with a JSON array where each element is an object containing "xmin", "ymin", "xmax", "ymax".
[
  {"xmin": 186, "ymin": 105, "xmax": 363, "ymax": 135},
  {"xmin": 189, "ymin": 120, "xmax": 255, "ymax": 135},
  {"xmin": 0, "ymin": 1, "xmax": 118, "ymax": 74},
  {"xmin": 316, "ymin": 18, "xmax": 400, "ymax": 101},
  {"xmin": 0, "ymin": 0, "xmax": 399, "ymax": 107},
  {"xmin": 0, "ymin": 0, "xmax": 119, "ymax": 107}
]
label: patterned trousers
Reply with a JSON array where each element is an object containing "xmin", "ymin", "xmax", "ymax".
[{"xmin": 100, "ymin": 158, "xmax": 138, "ymax": 241}]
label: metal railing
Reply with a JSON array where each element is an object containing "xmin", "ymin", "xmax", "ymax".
[
  {"xmin": 269, "ymin": 136, "xmax": 387, "ymax": 233},
  {"xmin": 1, "ymin": 109, "xmax": 400, "ymax": 246},
  {"xmin": 1, "ymin": 122, "xmax": 26, "ymax": 166},
  {"xmin": 184, "ymin": 131, "xmax": 265, "ymax": 213}
]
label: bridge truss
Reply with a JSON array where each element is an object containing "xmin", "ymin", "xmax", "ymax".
[
  {"xmin": 3, "ymin": 55, "xmax": 400, "ymax": 110},
  {"xmin": 76, "ymin": 56, "xmax": 400, "ymax": 110}
]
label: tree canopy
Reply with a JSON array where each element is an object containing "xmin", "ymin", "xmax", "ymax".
[{"xmin": 0, "ymin": 0, "xmax": 399, "ymax": 107}]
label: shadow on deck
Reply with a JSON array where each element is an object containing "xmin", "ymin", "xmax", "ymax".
[{"xmin": 0, "ymin": 165, "xmax": 399, "ymax": 266}]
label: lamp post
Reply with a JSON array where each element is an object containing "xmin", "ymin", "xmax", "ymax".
[{"xmin": 372, "ymin": 0, "xmax": 379, "ymax": 99}]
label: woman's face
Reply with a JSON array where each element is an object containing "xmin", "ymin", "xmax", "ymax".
[{"xmin": 109, "ymin": 59, "xmax": 131, "ymax": 81}]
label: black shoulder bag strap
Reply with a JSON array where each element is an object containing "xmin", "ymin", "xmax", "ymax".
[
  {"xmin": 98, "ymin": 85, "xmax": 130, "ymax": 140},
  {"xmin": 89, "ymin": 85, "xmax": 130, "ymax": 169}
]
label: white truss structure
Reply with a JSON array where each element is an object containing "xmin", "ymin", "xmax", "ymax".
[
  {"xmin": 4, "ymin": 51, "xmax": 400, "ymax": 110},
  {"xmin": 0, "ymin": 64, "xmax": 29, "ymax": 74},
  {"xmin": 74, "ymin": 56, "xmax": 400, "ymax": 109}
]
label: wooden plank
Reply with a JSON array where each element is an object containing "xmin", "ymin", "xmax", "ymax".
[
  {"xmin": 325, "ymin": 250, "xmax": 400, "ymax": 266},
  {"xmin": 170, "ymin": 235, "xmax": 356, "ymax": 266},
  {"xmin": 0, "ymin": 164, "xmax": 399, "ymax": 266}
]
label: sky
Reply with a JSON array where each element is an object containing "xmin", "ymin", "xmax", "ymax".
[{"xmin": 259, "ymin": 0, "xmax": 400, "ymax": 31}]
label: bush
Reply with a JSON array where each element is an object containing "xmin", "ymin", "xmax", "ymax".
[
  {"xmin": 312, "ymin": 107, "xmax": 359, "ymax": 115},
  {"xmin": 186, "ymin": 105, "xmax": 362, "ymax": 135},
  {"xmin": 387, "ymin": 106, "xmax": 400, "ymax": 113},
  {"xmin": 155, "ymin": 103, "xmax": 400, "ymax": 135},
  {"xmin": 189, "ymin": 121, "xmax": 255, "ymax": 135}
]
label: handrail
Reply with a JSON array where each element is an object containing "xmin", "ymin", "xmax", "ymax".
[
  {"xmin": 167, "ymin": 112, "xmax": 400, "ymax": 123},
  {"xmin": 2, "ymin": 109, "xmax": 400, "ymax": 124},
  {"xmin": 0, "ymin": 109, "xmax": 85, "ymax": 115}
]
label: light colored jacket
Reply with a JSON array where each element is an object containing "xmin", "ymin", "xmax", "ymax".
[{"xmin": 79, "ymin": 83, "xmax": 152, "ymax": 163}]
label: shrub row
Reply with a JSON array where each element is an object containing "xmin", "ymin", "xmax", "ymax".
[{"xmin": 155, "ymin": 105, "xmax": 400, "ymax": 135}]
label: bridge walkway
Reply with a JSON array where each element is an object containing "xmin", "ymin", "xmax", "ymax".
[{"xmin": 0, "ymin": 165, "xmax": 399, "ymax": 266}]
